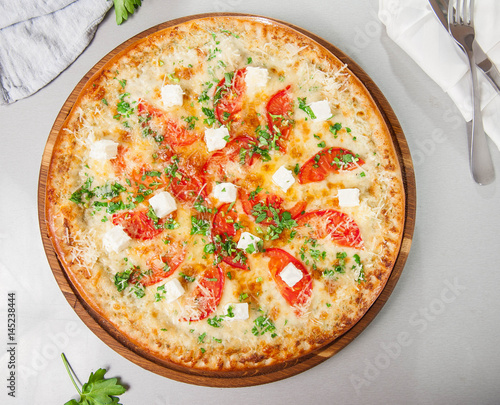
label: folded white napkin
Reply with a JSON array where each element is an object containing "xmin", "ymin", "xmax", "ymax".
[
  {"xmin": 378, "ymin": 0, "xmax": 500, "ymax": 150},
  {"xmin": 0, "ymin": 0, "xmax": 112, "ymax": 105}
]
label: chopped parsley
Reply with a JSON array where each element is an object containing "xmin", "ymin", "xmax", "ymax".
[
  {"xmin": 69, "ymin": 176, "xmax": 94, "ymax": 204},
  {"xmin": 179, "ymin": 272, "xmax": 195, "ymax": 282},
  {"xmin": 323, "ymin": 252, "xmax": 347, "ymax": 277},
  {"xmin": 190, "ymin": 216, "xmax": 210, "ymax": 236},
  {"xmin": 114, "ymin": 92, "xmax": 135, "ymax": 120},
  {"xmin": 198, "ymin": 81, "xmax": 213, "ymax": 103},
  {"xmin": 164, "ymin": 156, "xmax": 180, "ymax": 179},
  {"xmin": 329, "ymin": 122, "xmax": 342, "ymax": 137},
  {"xmin": 252, "ymin": 315, "xmax": 277, "ymax": 338},
  {"xmin": 353, "ymin": 253, "xmax": 366, "ymax": 283},
  {"xmin": 298, "ymin": 97, "xmax": 316, "ymax": 119},
  {"xmin": 249, "ymin": 186, "xmax": 263, "ymax": 201},
  {"xmin": 194, "ymin": 196, "xmax": 212, "ymax": 213},
  {"xmin": 130, "ymin": 283, "xmax": 145, "ymax": 298},
  {"xmin": 251, "ymin": 203, "xmax": 298, "ymax": 240},
  {"xmin": 212, "ymin": 235, "xmax": 247, "ymax": 266},
  {"xmin": 207, "ymin": 305, "xmax": 235, "ymax": 328},
  {"xmin": 182, "ymin": 115, "xmax": 198, "ymax": 130},
  {"xmin": 213, "ymin": 72, "xmax": 234, "ymax": 106},
  {"xmin": 202, "ymin": 107, "xmax": 217, "ymax": 126},
  {"xmin": 155, "ymin": 285, "xmax": 166, "ymax": 302},
  {"xmin": 114, "ymin": 270, "xmax": 132, "ymax": 292}
]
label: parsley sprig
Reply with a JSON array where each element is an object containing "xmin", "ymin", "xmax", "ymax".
[
  {"xmin": 62, "ymin": 353, "xmax": 126, "ymax": 405},
  {"xmin": 113, "ymin": 0, "xmax": 142, "ymax": 25}
]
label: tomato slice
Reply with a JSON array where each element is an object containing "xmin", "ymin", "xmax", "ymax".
[
  {"xmin": 296, "ymin": 210, "xmax": 363, "ymax": 249},
  {"xmin": 133, "ymin": 244, "xmax": 186, "ymax": 287},
  {"xmin": 212, "ymin": 204, "xmax": 248, "ymax": 269},
  {"xmin": 288, "ymin": 201, "xmax": 308, "ymax": 219},
  {"xmin": 212, "ymin": 203, "xmax": 238, "ymax": 237},
  {"xmin": 130, "ymin": 164, "xmax": 168, "ymax": 190},
  {"xmin": 112, "ymin": 209, "xmax": 163, "ymax": 240},
  {"xmin": 266, "ymin": 85, "xmax": 293, "ymax": 150},
  {"xmin": 266, "ymin": 248, "xmax": 312, "ymax": 316},
  {"xmin": 168, "ymin": 169, "xmax": 206, "ymax": 205},
  {"xmin": 297, "ymin": 147, "xmax": 365, "ymax": 184},
  {"xmin": 159, "ymin": 155, "xmax": 207, "ymax": 205},
  {"xmin": 240, "ymin": 189, "xmax": 283, "ymax": 225},
  {"xmin": 137, "ymin": 100, "xmax": 198, "ymax": 147},
  {"xmin": 182, "ymin": 265, "xmax": 225, "ymax": 322},
  {"xmin": 240, "ymin": 189, "xmax": 306, "ymax": 225},
  {"xmin": 111, "ymin": 145, "xmax": 128, "ymax": 176},
  {"xmin": 139, "ymin": 242, "xmax": 186, "ymax": 287},
  {"xmin": 214, "ymin": 68, "xmax": 246, "ymax": 125},
  {"xmin": 202, "ymin": 135, "xmax": 258, "ymax": 187}
]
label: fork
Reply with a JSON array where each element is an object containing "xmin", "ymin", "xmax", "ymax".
[{"xmin": 448, "ymin": 0, "xmax": 495, "ymax": 185}]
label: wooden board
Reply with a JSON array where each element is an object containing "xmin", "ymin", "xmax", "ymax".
[{"xmin": 38, "ymin": 13, "xmax": 416, "ymax": 387}]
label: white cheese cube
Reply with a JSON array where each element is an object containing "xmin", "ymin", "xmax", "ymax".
[
  {"xmin": 224, "ymin": 303, "xmax": 249, "ymax": 321},
  {"xmin": 103, "ymin": 226, "xmax": 131, "ymax": 253},
  {"xmin": 236, "ymin": 232, "xmax": 261, "ymax": 254},
  {"xmin": 309, "ymin": 100, "xmax": 332, "ymax": 122},
  {"xmin": 213, "ymin": 182, "xmax": 237, "ymax": 203},
  {"xmin": 163, "ymin": 278, "xmax": 185, "ymax": 303},
  {"xmin": 161, "ymin": 84, "xmax": 184, "ymax": 108},
  {"xmin": 279, "ymin": 262, "xmax": 303, "ymax": 288},
  {"xmin": 338, "ymin": 188, "xmax": 360, "ymax": 207},
  {"xmin": 245, "ymin": 67, "xmax": 269, "ymax": 94},
  {"xmin": 204, "ymin": 126, "xmax": 229, "ymax": 152},
  {"xmin": 272, "ymin": 165, "xmax": 295, "ymax": 192},
  {"xmin": 149, "ymin": 191, "xmax": 177, "ymax": 218},
  {"xmin": 89, "ymin": 140, "xmax": 118, "ymax": 160}
]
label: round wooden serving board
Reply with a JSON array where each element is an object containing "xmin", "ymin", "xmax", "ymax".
[{"xmin": 38, "ymin": 13, "xmax": 416, "ymax": 387}]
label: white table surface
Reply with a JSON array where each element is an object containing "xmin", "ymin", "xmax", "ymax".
[{"xmin": 1, "ymin": 1, "xmax": 500, "ymax": 403}]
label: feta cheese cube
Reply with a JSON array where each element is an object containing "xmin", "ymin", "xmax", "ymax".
[
  {"xmin": 236, "ymin": 232, "xmax": 261, "ymax": 254},
  {"xmin": 338, "ymin": 188, "xmax": 360, "ymax": 207},
  {"xmin": 103, "ymin": 226, "xmax": 131, "ymax": 253},
  {"xmin": 161, "ymin": 84, "xmax": 184, "ymax": 108},
  {"xmin": 213, "ymin": 182, "xmax": 237, "ymax": 203},
  {"xmin": 279, "ymin": 262, "xmax": 303, "ymax": 288},
  {"xmin": 272, "ymin": 165, "xmax": 295, "ymax": 192},
  {"xmin": 245, "ymin": 67, "xmax": 269, "ymax": 94},
  {"xmin": 309, "ymin": 100, "xmax": 332, "ymax": 122},
  {"xmin": 149, "ymin": 191, "xmax": 177, "ymax": 218},
  {"xmin": 163, "ymin": 278, "xmax": 185, "ymax": 303},
  {"xmin": 89, "ymin": 140, "xmax": 118, "ymax": 160},
  {"xmin": 224, "ymin": 303, "xmax": 249, "ymax": 321},
  {"xmin": 204, "ymin": 126, "xmax": 229, "ymax": 152}
]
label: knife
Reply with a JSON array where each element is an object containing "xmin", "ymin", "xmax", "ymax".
[{"xmin": 428, "ymin": 0, "xmax": 500, "ymax": 93}]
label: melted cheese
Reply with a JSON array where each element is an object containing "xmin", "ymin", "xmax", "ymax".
[{"xmin": 46, "ymin": 17, "xmax": 405, "ymax": 371}]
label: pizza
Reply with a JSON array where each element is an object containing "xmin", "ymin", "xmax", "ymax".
[{"xmin": 45, "ymin": 16, "xmax": 405, "ymax": 372}]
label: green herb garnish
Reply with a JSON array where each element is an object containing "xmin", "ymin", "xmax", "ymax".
[{"xmin": 61, "ymin": 353, "xmax": 126, "ymax": 405}]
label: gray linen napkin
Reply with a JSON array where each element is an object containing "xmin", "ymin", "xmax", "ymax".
[{"xmin": 0, "ymin": 0, "xmax": 112, "ymax": 105}]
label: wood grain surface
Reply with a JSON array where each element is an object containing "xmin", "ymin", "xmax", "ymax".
[{"xmin": 38, "ymin": 13, "xmax": 416, "ymax": 387}]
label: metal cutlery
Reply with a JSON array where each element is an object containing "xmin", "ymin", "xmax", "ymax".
[
  {"xmin": 447, "ymin": 0, "xmax": 495, "ymax": 185},
  {"xmin": 429, "ymin": 0, "xmax": 500, "ymax": 93}
]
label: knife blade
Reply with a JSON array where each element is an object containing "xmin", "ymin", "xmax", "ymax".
[{"xmin": 428, "ymin": 0, "xmax": 500, "ymax": 93}]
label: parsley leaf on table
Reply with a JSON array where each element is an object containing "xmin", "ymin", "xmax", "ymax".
[
  {"xmin": 113, "ymin": 0, "xmax": 142, "ymax": 25},
  {"xmin": 62, "ymin": 353, "xmax": 126, "ymax": 405}
]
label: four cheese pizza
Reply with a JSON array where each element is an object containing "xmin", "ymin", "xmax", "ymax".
[{"xmin": 45, "ymin": 16, "xmax": 405, "ymax": 372}]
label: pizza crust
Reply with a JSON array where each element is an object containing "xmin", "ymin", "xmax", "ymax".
[{"xmin": 46, "ymin": 16, "xmax": 405, "ymax": 372}]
